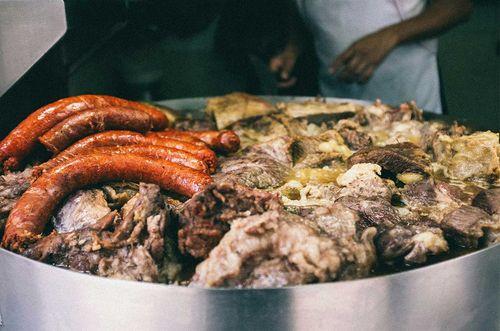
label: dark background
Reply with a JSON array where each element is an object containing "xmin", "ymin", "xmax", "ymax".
[{"xmin": 0, "ymin": 0, "xmax": 498, "ymax": 134}]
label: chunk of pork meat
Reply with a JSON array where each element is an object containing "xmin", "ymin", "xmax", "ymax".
[
  {"xmin": 178, "ymin": 180, "xmax": 282, "ymax": 259},
  {"xmin": 378, "ymin": 225, "xmax": 448, "ymax": 264},
  {"xmin": 334, "ymin": 119, "xmax": 372, "ymax": 150},
  {"xmin": 53, "ymin": 189, "xmax": 111, "ymax": 233},
  {"xmin": 337, "ymin": 163, "xmax": 394, "ymax": 201},
  {"xmin": 348, "ymin": 142, "xmax": 431, "ymax": 175},
  {"xmin": 441, "ymin": 206, "xmax": 498, "ymax": 248},
  {"xmin": 472, "ymin": 188, "xmax": 500, "ymax": 216},
  {"xmin": 24, "ymin": 183, "xmax": 180, "ymax": 283},
  {"xmin": 191, "ymin": 210, "xmax": 376, "ymax": 288},
  {"xmin": 293, "ymin": 130, "xmax": 351, "ymax": 168}
]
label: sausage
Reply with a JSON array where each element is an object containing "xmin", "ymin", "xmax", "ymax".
[
  {"xmin": 0, "ymin": 95, "xmax": 168, "ymax": 171},
  {"xmin": 49, "ymin": 131, "xmax": 217, "ymax": 172},
  {"xmin": 146, "ymin": 131, "xmax": 207, "ymax": 147},
  {"xmin": 36, "ymin": 144, "xmax": 209, "ymax": 175},
  {"xmin": 1, "ymin": 153, "xmax": 212, "ymax": 251},
  {"xmin": 38, "ymin": 107, "xmax": 154, "ymax": 154},
  {"xmin": 188, "ymin": 130, "xmax": 240, "ymax": 154},
  {"xmin": 148, "ymin": 130, "xmax": 240, "ymax": 154}
]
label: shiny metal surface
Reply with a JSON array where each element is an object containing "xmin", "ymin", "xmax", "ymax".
[
  {"xmin": 0, "ymin": 96, "xmax": 499, "ymax": 330},
  {"xmin": 0, "ymin": 0, "xmax": 66, "ymax": 97}
]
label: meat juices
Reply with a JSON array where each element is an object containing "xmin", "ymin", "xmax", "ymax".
[
  {"xmin": 0, "ymin": 95, "xmax": 168, "ymax": 171},
  {"xmin": 2, "ymin": 154, "xmax": 212, "ymax": 251}
]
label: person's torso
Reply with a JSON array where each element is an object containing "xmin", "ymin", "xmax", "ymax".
[{"xmin": 295, "ymin": 0, "xmax": 442, "ymax": 113}]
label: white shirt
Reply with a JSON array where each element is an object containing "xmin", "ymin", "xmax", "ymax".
[{"xmin": 296, "ymin": 0, "xmax": 442, "ymax": 113}]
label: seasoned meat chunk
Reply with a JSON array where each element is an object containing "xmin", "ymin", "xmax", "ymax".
[
  {"xmin": 441, "ymin": 206, "xmax": 498, "ymax": 248},
  {"xmin": 433, "ymin": 131, "xmax": 499, "ymax": 181},
  {"xmin": 0, "ymin": 167, "xmax": 33, "ymax": 215},
  {"xmin": 216, "ymin": 154, "xmax": 290, "ymax": 189},
  {"xmin": 348, "ymin": 142, "xmax": 431, "ymax": 175},
  {"xmin": 378, "ymin": 225, "xmax": 448, "ymax": 265},
  {"xmin": 178, "ymin": 181, "xmax": 282, "ymax": 259},
  {"xmin": 247, "ymin": 136, "xmax": 294, "ymax": 166},
  {"xmin": 472, "ymin": 188, "xmax": 500, "ymax": 216},
  {"xmin": 335, "ymin": 119, "xmax": 372, "ymax": 150},
  {"xmin": 53, "ymin": 189, "xmax": 111, "ymax": 233},
  {"xmin": 337, "ymin": 163, "xmax": 394, "ymax": 201},
  {"xmin": 337, "ymin": 196, "xmax": 401, "ymax": 231},
  {"xmin": 401, "ymin": 179, "xmax": 470, "ymax": 222},
  {"xmin": 206, "ymin": 92, "xmax": 275, "ymax": 129},
  {"xmin": 293, "ymin": 130, "xmax": 351, "ymax": 168},
  {"xmin": 277, "ymin": 99, "xmax": 358, "ymax": 121},
  {"xmin": 191, "ymin": 210, "xmax": 376, "ymax": 288},
  {"xmin": 24, "ymin": 183, "xmax": 181, "ymax": 283}
]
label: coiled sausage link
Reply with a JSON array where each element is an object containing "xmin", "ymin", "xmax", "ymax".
[
  {"xmin": 145, "ymin": 131, "xmax": 207, "ymax": 147},
  {"xmin": 35, "ymin": 145, "xmax": 209, "ymax": 175},
  {"xmin": 38, "ymin": 107, "xmax": 155, "ymax": 154},
  {"xmin": 0, "ymin": 95, "xmax": 168, "ymax": 171},
  {"xmin": 52, "ymin": 131, "xmax": 217, "ymax": 172},
  {"xmin": 148, "ymin": 130, "xmax": 240, "ymax": 154},
  {"xmin": 188, "ymin": 130, "xmax": 240, "ymax": 154},
  {"xmin": 1, "ymin": 153, "xmax": 212, "ymax": 251}
]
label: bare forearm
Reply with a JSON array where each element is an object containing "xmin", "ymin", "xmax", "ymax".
[{"xmin": 386, "ymin": 0, "xmax": 473, "ymax": 45}]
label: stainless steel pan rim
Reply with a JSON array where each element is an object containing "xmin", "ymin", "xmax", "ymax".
[{"xmin": 0, "ymin": 243, "xmax": 498, "ymax": 292}]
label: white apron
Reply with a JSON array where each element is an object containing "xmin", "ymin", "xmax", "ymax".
[{"xmin": 296, "ymin": 0, "xmax": 442, "ymax": 113}]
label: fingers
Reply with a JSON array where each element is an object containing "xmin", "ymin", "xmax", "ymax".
[
  {"xmin": 330, "ymin": 47, "xmax": 355, "ymax": 74},
  {"xmin": 269, "ymin": 56, "xmax": 284, "ymax": 73}
]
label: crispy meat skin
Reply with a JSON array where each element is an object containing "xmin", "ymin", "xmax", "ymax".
[
  {"xmin": 178, "ymin": 180, "xmax": 282, "ymax": 259},
  {"xmin": 348, "ymin": 142, "xmax": 431, "ymax": 175},
  {"xmin": 24, "ymin": 184, "xmax": 181, "ymax": 282}
]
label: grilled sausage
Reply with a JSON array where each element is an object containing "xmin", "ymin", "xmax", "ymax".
[
  {"xmin": 0, "ymin": 95, "xmax": 168, "ymax": 171},
  {"xmin": 188, "ymin": 130, "xmax": 240, "ymax": 154},
  {"xmin": 146, "ymin": 131, "xmax": 207, "ymax": 147},
  {"xmin": 50, "ymin": 131, "xmax": 217, "ymax": 172},
  {"xmin": 2, "ymin": 153, "xmax": 212, "ymax": 251},
  {"xmin": 35, "ymin": 145, "xmax": 209, "ymax": 175},
  {"xmin": 38, "ymin": 107, "xmax": 155, "ymax": 154},
  {"xmin": 148, "ymin": 130, "xmax": 240, "ymax": 154}
]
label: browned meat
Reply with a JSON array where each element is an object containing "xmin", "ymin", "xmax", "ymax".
[
  {"xmin": 441, "ymin": 206, "xmax": 498, "ymax": 248},
  {"xmin": 472, "ymin": 188, "xmax": 500, "ymax": 216},
  {"xmin": 191, "ymin": 210, "xmax": 376, "ymax": 288},
  {"xmin": 53, "ymin": 189, "xmax": 111, "ymax": 233},
  {"xmin": 335, "ymin": 119, "xmax": 372, "ymax": 150},
  {"xmin": 293, "ymin": 130, "xmax": 349, "ymax": 168},
  {"xmin": 348, "ymin": 142, "xmax": 431, "ymax": 175},
  {"xmin": 178, "ymin": 180, "xmax": 282, "ymax": 259},
  {"xmin": 247, "ymin": 136, "xmax": 294, "ymax": 166},
  {"xmin": 24, "ymin": 183, "xmax": 181, "ymax": 283},
  {"xmin": 0, "ymin": 167, "xmax": 34, "ymax": 217},
  {"xmin": 336, "ymin": 163, "xmax": 395, "ymax": 201},
  {"xmin": 378, "ymin": 224, "xmax": 448, "ymax": 264},
  {"xmin": 215, "ymin": 154, "xmax": 291, "ymax": 189},
  {"xmin": 337, "ymin": 196, "xmax": 401, "ymax": 231}
]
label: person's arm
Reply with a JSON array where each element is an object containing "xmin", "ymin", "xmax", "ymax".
[
  {"xmin": 331, "ymin": 0, "xmax": 473, "ymax": 83},
  {"xmin": 268, "ymin": 2, "xmax": 306, "ymax": 88}
]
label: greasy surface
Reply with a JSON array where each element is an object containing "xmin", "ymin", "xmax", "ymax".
[
  {"xmin": 39, "ymin": 107, "xmax": 154, "ymax": 154},
  {"xmin": 2, "ymin": 154, "xmax": 212, "ymax": 251},
  {"xmin": 53, "ymin": 130, "xmax": 217, "ymax": 173},
  {"xmin": 37, "ymin": 144, "xmax": 210, "ymax": 175},
  {"xmin": 0, "ymin": 95, "xmax": 167, "ymax": 171},
  {"xmin": 189, "ymin": 130, "xmax": 241, "ymax": 154}
]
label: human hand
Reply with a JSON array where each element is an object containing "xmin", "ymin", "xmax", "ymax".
[
  {"xmin": 330, "ymin": 28, "xmax": 399, "ymax": 84},
  {"xmin": 269, "ymin": 41, "xmax": 300, "ymax": 88}
]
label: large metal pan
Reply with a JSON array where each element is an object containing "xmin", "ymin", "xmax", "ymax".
[{"xmin": 0, "ymin": 97, "xmax": 499, "ymax": 331}]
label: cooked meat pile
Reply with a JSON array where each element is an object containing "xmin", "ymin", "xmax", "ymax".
[{"xmin": 1, "ymin": 92, "xmax": 498, "ymax": 288}]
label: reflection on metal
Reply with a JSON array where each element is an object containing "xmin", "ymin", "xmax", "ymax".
[
  {"xmin": 0, "ymin": 0, "xmax": 66, "ymax": 97},
  {"xmin": 0, "ymin": 97, "xmax": 498, "ymax": 330}
]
